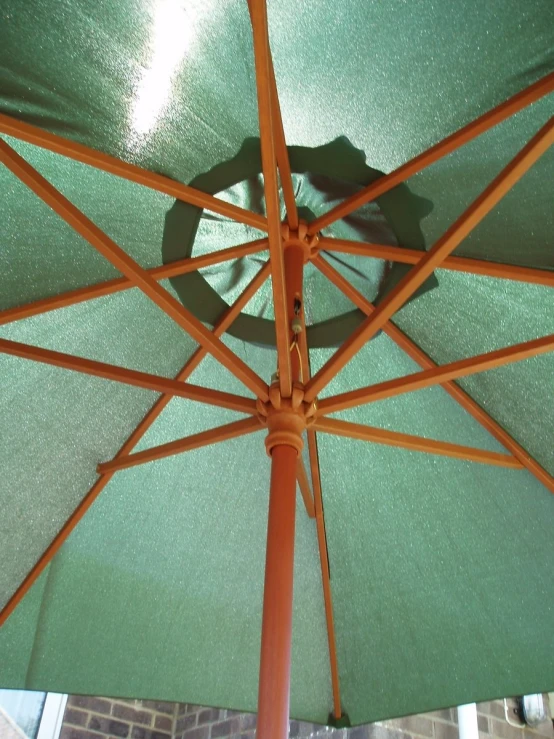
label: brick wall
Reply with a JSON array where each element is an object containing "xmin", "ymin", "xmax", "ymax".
[
  {"xmin": 61, "ymin": 697, "xmax": 553, "ymax": 739},
  {"xmin": 61, "ymin": 697, "xmax": 177, "ymax": 739}
]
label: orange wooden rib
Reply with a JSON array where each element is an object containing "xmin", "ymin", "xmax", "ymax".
[
  {"xmin": 0, "ymin": 138, "xmax": 269, "ymax": 402},
  {"xmin": 247, "ymin": 0, "xmax": 298, "ymax": 230},
  {"xmin": 313, "ymin": 417, "xmax": 523, "ymax": 468},
  {"xmin": 0, "ymin": 263, "xmax": 271, "ymax": 627},
  {"xmin": 0, "ymin": 337, "xmax": 257, "ymax": 414},
  {"xmin": 0, "ymin": 114, "xmax": 267, "ymax": 231},
  {"xmin": 98, "ymin": 417, "xmax": 261, "ymax": 473},
  {"xmin": 250, "ymin": 0, "xmax": 292, "ymax": 399},
  {"xmin": 304, "ymin": 118, "xmax": 554, "ymax": 403},
  {"xmin": 318, "ymin": 334, "xmax": 554, "ymax": 415},
  {"xmin": 299, "ymin": 331, "xmax": 342, "ymax": 721},
  {"xmin": 314, "ymin": 254, "xmax": 554, "ymax": 495},
  {"xmin": 269, "ymin": 61, "xmax": 298, "ymax": 230},
  {"xmin": 296, "ymin": 458, "xmax": 316, "ymax": 518},
  {"xmin": 0, "ymin": 239, "xmax": 268, "ymax": 326},
  {"xmin": 308, "ymin": 72, "xmax": 554, "ymax": 234},
  {"xmin": 319, "ymin": 237, "xmax": 554, "ymax": 288},
  {"xmin": 307, "ymin": 430, "xmax": 342, "ymax": 720}
]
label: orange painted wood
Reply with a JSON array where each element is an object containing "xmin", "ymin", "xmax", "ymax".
[
  {"xmin": 0, "ymin": 114, "xmax": 267, "ymax": 231},
  {"xmin": 319, "ymin": 237, "xmax": 554, "ymax": 288},
  {"xmin": 308, "ymin": 433, "xmax": 342, "ymax": 719},
  {"xmin": 314, "ymin": 254, "xmax": 554, "ymax": 495},
  {"xmin": 247, "ymin": 0, "xmax": 297, "ymax": 229},
  {"xmin": 308, "ymin": 72, "xmax": 554, "ymax": 234},
  {"xmin": 250, "ymin": 0, "xmax": 292, "ymax": 399},
  {"xmin": 0, "ymin": 337, "xmax": 257, "ymax": 414},
  {"xmin": 313, "ymin": 418, "xmax": 523, "ymax": 469},
  {"xmin": 305, "ymin": 118, "xmax": 554, "ymax": 403},
  {"xmin": 299, "ymin": 337, "xmax": 342, "ymax": 721},
  {"xmin": 318, "ymin": 334, "xmax": 554, "ymax": 414},
  {"xmin": 285, "ymin": 244, "xmax": 305, "ymax": 383},
  {"xmin": 257, "ymin": 443, "xmax": 297, "ymax": 739},
  {"xmin": 0, "ymin": 138, "xmax": 269, "ymax": 401},
  {"xmin": 296, "ymin": 458, "xmax": 316, "ymax": 518},
  {"xmin": 0, "ymin": 264, "xmax": 271, "ymax": 627},
  {"xmin": 98, "ymin": 417, "xmax": 261, "ymax": 473},
  {"xmin": 0, "ymin": 239, "xmax": 268, "ymax": 326},
  {"xmin": 269, "ymin": 65, "xmax": 298, "ymax": 230}
]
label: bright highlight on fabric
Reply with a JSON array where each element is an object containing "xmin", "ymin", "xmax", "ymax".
[{"xmin": 128, "ymin": 0, "xmax": 195, "ymax": 147}]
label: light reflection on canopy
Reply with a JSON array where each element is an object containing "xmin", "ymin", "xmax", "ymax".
[{"xmin": 128, "ymin": 0, "xmax": 197, "ymax": 148}]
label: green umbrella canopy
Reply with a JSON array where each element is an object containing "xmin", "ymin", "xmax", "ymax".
[{"xmin": 0, "ymin": 0, "xmax": 553, "ymax": 729}]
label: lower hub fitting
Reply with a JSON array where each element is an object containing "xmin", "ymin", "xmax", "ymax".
[{"xmin": 257, "ymin": 382, "xmax": 317, "ymax": 456}]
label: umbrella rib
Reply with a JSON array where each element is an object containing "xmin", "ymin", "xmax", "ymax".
[
  {"xmin": 319, "ymin": 236, "xmax": 554, "ymax": 288},
  {"xmin": 312, "ymin": 418, "xmax": 523, "ymax": 469},
  {"xmin": 299, "ymin": 326, "xmax": 343, "ymax": 721},
  {"xmin": 318, "ymin": 334, "xmax": 554, "ymax": 414},
  {"xmin": 0, "ymin": 238, "xmax": 269, "ymax": 326},
  {"xmin": 313, "ymin": 254, "xmax": 554, "ymax": 494},
  {"xmin": 0, "ymin": 113, "xmax": 267, "ymax": 231},
  {"xmin": 307, "ymin": 71, "xmax": 554, "ymax": 234},
  {"xmin": 0, "ymin": 337, "xmax": 258, "ymax": 415},
  {"xmin": 0, "ymin": 262, "xmax": 271, "ymax": 628},
  {"xmin": 247, "ymin": 0, "xmax": 298, "ymax": 230},
  {"xmin": 98, "ymin": 417, "xmax": 262, "ymax": 474},
  {"xmin": 0, "ymin": 138, "xmax": 269, "ymax": 401},
  {"xmin": 304, "ymin": 117, "xmax": 554, "ymax": 403},
  {"xmin": 249, "ymin": 0, "xmax": 292, "ymax": 398},
  {"xmin": 270, "ymin": 62, "xmax": 299, "ymax": 231},
  {"xmin": 296, "ymin": 458, "xmax": 316, "ymax": 518}
]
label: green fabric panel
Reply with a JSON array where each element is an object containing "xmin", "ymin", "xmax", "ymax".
[
  {"xmin": 319, "ymin": 434, "xmax": 554, "ymax": 726},
  {"xmin": 0, "ymin": 290, "xmax": 199, "ymax": 607},
  {"xmin": 0, "ymin": 1, "xmax": 259, "ymax": 183},
  {"xmin": 311, "ymin": 337, "xmax": 554, "ymax": 723},
  {"xmin": 313, "ymin": 334, "xmax": 509, "ymax": 453},
  {"xmin": 0, "ymin": 334, "xmax": 331, "ymax": 720},
  {"xmin": 407, "ymin": 98, "xmax": 554, "ymax": 269},
  {"xmin": 1, "ymin": 0, "xmax": 553, "ymax": 724},
  {"xmin": 0, "ymin": 433, "xmax": 332, "ymax": 722},
  {"xmin": 0, "ymin": 571, "xmax": 48, "ymax": 685},
  {"xmin": 0, "ymin": 157, "xmax": 111, "ymax": 310},
  {"xmin": 393, "ymin": 273, "xmax": 554, "ymax": 475},
  {"xmin": 0, "ymin": 136, "xmax": 179, "ymax": 311},
  {"xmin": 2, "ymin": 0, "xmax": 551, "ymax": 182}
]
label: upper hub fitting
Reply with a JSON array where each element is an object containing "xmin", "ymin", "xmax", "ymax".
[{"xmin": 281, "ymin": 220, "xmax": 320, "ymax": 262}]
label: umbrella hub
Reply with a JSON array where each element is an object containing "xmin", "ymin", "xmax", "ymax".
[
  {"xmin": 257, "ymin": 381, "xmax": 317, "ymax": 455},
  {"xmin": 281, "ymin": 220, "xmax": 320, "ymax": 263}
]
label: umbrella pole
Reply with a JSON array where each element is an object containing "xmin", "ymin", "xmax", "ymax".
[
  {"xmin": 257, "ymin": 442, "xmax": 298, "ymax": 739},
  {"xmin": 257, "ymin": 238, "xmax": 306, "ymax": 738}
]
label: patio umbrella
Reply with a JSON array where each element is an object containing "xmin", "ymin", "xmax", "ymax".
[{"xmin": 0, "ymin": 1, "xmax": 553, "ymax": 737}]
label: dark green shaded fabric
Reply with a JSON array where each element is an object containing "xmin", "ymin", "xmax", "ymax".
[{"xmin": 1, "ymin": 0, "xmax": 553, "ymax": 726}]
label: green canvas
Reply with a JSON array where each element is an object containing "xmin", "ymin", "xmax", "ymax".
[{"xmin": 0, "ymin": 0, "xmax": 553, "ymax": 727}]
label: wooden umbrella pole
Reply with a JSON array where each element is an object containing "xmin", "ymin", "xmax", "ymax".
[
  {"xmin": 257, "ymin": 442, "xmax": 298, "ymax": 739},
  {"xmin": 257, "ymin": 231, "xmax": 307, "ymax": 738}
]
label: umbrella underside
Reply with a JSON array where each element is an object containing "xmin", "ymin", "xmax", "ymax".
[{"xmin": 0, "ymin": 0, "xmax": 553, "ymax": 729}]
